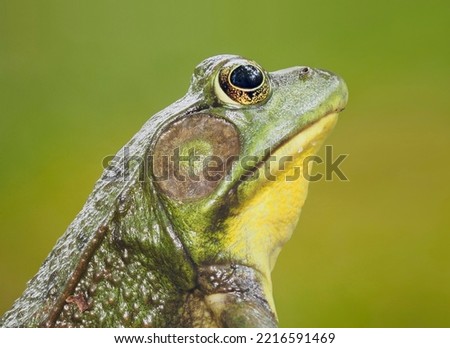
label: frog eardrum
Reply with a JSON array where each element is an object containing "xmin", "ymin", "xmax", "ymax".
[
  {"xmin": 214, "ymin": 60, "xmax": 270, "ymax": 106},
  {"xmin": 152, "ymin": 114, "xmax": 240, "ymax": 201}
]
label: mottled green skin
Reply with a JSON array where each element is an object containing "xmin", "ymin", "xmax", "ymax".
[{"xmin": 0, "ymin": 55, "xmax": 347, "ymax": 327}]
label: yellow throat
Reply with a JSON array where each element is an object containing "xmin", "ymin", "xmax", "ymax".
[{"xmin": 223, "ymin": 113, "xmax": 339, "ymax": 313}]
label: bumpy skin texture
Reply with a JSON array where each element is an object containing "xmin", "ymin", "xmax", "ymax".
[{"xmin": 0, "ymin": 55, "xmax": 347, "ymax": 327}]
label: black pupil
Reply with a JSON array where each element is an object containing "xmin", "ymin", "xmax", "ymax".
[{"xmin": 230, "ymin": 65, "xmax": 263, "ymax": 89}]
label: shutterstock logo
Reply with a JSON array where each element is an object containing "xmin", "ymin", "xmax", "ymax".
[{"xmin": 101, "ymin": 145, "xmax": 349, "ymax": 183}]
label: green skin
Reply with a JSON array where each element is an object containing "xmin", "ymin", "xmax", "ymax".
[{"xmin": 0, "ymin": 55, "xmax": 348, "ymax": 327}]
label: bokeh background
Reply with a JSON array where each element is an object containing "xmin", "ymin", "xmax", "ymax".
[{"xmin": 1, "ymin": 0, "xmax": 449, "ymax": 327}]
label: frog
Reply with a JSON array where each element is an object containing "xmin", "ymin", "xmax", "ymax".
[{"xmin": 0, "ymin": 54, "xmax": 348, "ymax": 328}]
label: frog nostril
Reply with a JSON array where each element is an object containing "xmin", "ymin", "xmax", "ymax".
[{"xmin": 299, "ymin": 67, "xmax": 310, "ymax": 76}]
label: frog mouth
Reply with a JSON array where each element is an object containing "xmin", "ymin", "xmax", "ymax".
[
  {"xmin": 239, "ymin": 110, "xmax": 340, "ymax": 182},
  {"xmin": 269, "ymin": 111, "xmax": 340, "ymax": 165}
]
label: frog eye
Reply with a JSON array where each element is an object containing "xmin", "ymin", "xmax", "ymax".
[{"xmin": 215, "ymin": 62, "xmax": 270, "ymax": 106}]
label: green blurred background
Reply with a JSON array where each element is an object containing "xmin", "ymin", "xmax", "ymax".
[{"xmin": 1, "ymin": 0, "xmax": 449, "ymax": 327}]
